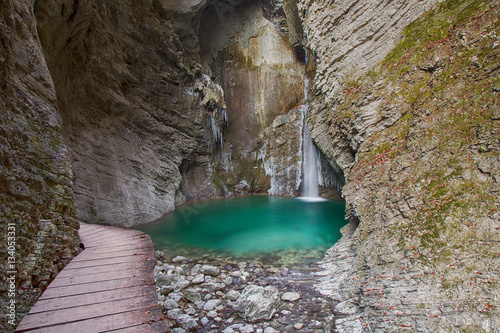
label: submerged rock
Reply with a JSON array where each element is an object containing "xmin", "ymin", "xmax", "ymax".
[
  {"xmin": 172, "ymin": 256, "xmax": 188, "ymax": 263},
  {"xmin": 235, "ymin": 285, "xmax": 280, "ymax": 322}
]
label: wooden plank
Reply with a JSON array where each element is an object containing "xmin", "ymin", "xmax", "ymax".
[
  {"xmin": 16, "ymin": 307, "xmax": 165, "ymax": 333},
  {"xmin": 77, "ymin": 227, "xmax": 103, "ymax": 236},
  {"xmin": 81, "ymin": 237, "xmax": 150, "ymax": 249},
  {"xmin": 29, "ymin": 285, "xmax": 157, "ymax": 314},
  {"xmin": 81, "ymin": 231, "xmax": 146, "ymax": 243},
  {"xmin": 82, "ymin": 241, "xmax": 153, "ymax": 251},
  {"xmin": 81, "ymin": 229, "xmax": 146, "ymax": 240},
  {"xmin": 78, "ymin": 223, "xmax": 103, "ymax": 232},
  {"xmin": 78, "ymin": 247, "xmax": 153, "ymax": 258},
  {"xmin": 48, "ymin": 267, "xmax": 153, "ymax": 288},
  {"xmin": 79, "ymin": 227, "xmax": 124, "ymax": 239},
  {"xmin": 81, "ymin": 243, "xmax": 154, "ymax": 254},
  {"xmin": 79, "ymin": 231, "xmax": 141, "ymax": 245},
  {"xmin": 70, "ymin": 248, "xmax": 153, "ymax": 262},
  {"xmin": 62, "ymin": 255, "xmax": 152, "ymax": 270},
  {"xmin": 39, "ymin": 276, "xmax": 153, "ymax": 300},
  {"xmin": 57, "ymin": 260, "xmax": 154, "ymax": 277},
  {"xmin": 16, "ymin": 295, "xmax": 158, "ymax": 331}
]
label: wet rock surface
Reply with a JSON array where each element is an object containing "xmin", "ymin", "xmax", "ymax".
[{"xmin": 154, "ymin": 251, "xmax": 336, "ymax": 332}]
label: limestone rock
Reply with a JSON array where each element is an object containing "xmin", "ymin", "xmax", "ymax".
[
  {"xmin": 167, "ymin": 309, "xmax": 182, "ymax": 320},
  {"xmin": 235, "ymin": 285, "xmax": 280, "ymax": 323},
  {"xmin": 293, "ymin": 323, "xmax": 304, "ymax": 330},
  {"xmin": 176, "ymin": 314, "xmax": 198, "ymax": 331},
  {"xmin": 258, "ymin": 108, "xmax": 304, "ymax": 197},
  {"xmin": 183, "ymin": 289, "xmax": 201, "ymax": 303},
  {"xmin": 240, "ymin": 324, "xmax": 255, "ymax": 333},
  {"xmin": 0, "ymin": 1, "xmax": 79, "ymax": 329},
  {"xmin": 172, "ymin": 256, "xmax": 188, "ymax": 263},
  {"xmin": 163, "ymin": 299, "xmax": 179, "ymax": 310},
  {"xmin": 34, "ymin": 0, "xmax": 207, "ymax": 227},
  {"xmin": 306, "ymin": 1, "xmax": 500, "ymax": 332},
  {"xmin": 192, "ymin": 274, "xmax": 205, "ymax": 284},
  {"xmin": 281, "ymin": 292, "xmax": 301, "ymax": 302},
  {"xmin": 203, "ymin": 299, "xmax": 221, "ymax": 311},
  {"xmin": 200, "ymin": 265, "xmax": 220, "ymax": 277},
  {"xmin": 157, "ymin": 274, "xmax": 190, "ymax": 293},
  {"xmin": 200, "ymin": 317, "xmax": 209, "ymax": 326},
  {"xmin": 263, "ymin": 328, "xmax": 278, "ymax": 333},
  {"xmin": 225, "ymin": 290, "xmax": 241, "ymax": 301}
]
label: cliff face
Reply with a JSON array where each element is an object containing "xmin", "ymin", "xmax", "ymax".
[
  {"xmin": 29, "ymin": 0, "xmax": 340, "ymax": 226},
  {"xmin": 34, "ymin": 0, "xmax": 207, "ymax": 227},
  {"xmin": 0, "ymin": 1, "xmax": 79, "ymax": 329},
  {"xmin": 301, "ymin": 0, "xmax": 500, "ymax": 331}
]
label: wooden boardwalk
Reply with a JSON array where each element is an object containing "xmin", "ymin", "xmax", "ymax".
[{"xmin": 16, "ymin": 223, "xmax": 169, "ymax": 333}]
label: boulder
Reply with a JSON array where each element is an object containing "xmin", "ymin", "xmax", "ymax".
[{"xmin": 235, "ymin": 285, "xmax": 280, "ymax": 322}]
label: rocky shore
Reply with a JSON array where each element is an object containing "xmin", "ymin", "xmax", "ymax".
[{"xmin": 154, "ymin": 251, "xmax": 339, "ymax": 332}]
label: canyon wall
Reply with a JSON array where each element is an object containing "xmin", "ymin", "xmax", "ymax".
[
  {"xmin": 34, "ymin": 0, "xmax": 209, "ymax": 227},
  {"xmin": 0, "ymin": 1, "xmax": 80, "ymax": 330},
  {"xmin": 301, "ymin": 0, "xmax": 500, "ymax": 331},
  {"xmin": 30, "ymin": 0, "xmax": 341, "ymax": 227}
]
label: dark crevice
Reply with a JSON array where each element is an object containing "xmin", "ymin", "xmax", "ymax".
[{"xmin": 67, "ymin": 0, "xmax": 79, "ymax": 24}]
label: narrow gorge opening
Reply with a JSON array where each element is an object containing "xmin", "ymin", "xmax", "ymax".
[{"xmin": 138, "ymin": 0, "xmax": 349, "ymax": 272}]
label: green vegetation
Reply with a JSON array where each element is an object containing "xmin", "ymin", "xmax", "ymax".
[
  {"xmin": 383, "ymin": 0, "xmax": 489, "ymax": 65},
  {"xmin": 341, "ymin": 0, "xmax": 500, "ymax": 262}
]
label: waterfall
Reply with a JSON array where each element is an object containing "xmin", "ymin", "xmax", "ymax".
[
  {"xmin": 301, "ymin": 78, "xmax": 322, "ymax": 199},
  {"xmin": 302, "ymin": 120, "xmax": 320, "ymax": 198}
]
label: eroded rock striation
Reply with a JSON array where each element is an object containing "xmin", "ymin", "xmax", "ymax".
[
  {"xmin": 34, "ymin": 0, "xmax": 207, "ymax": 227},
  {"xmin": 29, "ymin": 0, "xmax": 341, "ymax": 227},
  {"xmin": 0, "ymin": 1, "xmax": 80, "ymax": 329},
  {"xmin": 301, "ymin": 0, "xmax": 500, "ymax": 331}
]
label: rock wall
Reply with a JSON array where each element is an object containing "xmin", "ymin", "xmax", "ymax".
[
  {"xmin": 0, "ymin": 0, "xmax": 80, "ymax": 330},
  {"xmin": 29, "ymin": 0, "xmax": 339, "ymax": 227},
  {"xmin": 258, "ymin": 108, "xmax": 305, "ymax": 197},
  {"xmin": 299, "ymin": 0, "xmax": 440, "ymax": 169},
  {"xmin": 302, "ymin": 0, "xmax": 500, "ymax": 331},
  {"xmin": 182, "ymin": 0, "xmax": 341, "ymax": 199},
  {"xmin": 34, "ymin": 0, "xmax": 210, "ymax": 227}
]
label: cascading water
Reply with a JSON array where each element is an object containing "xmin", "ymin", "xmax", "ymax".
[
  {"xmin": 302, "ymin": 119, "xmax": 320, "ymax": 198},
  {"xmin": 301, "ymin": 77, "xmax": 321, "ymax": 199}
]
